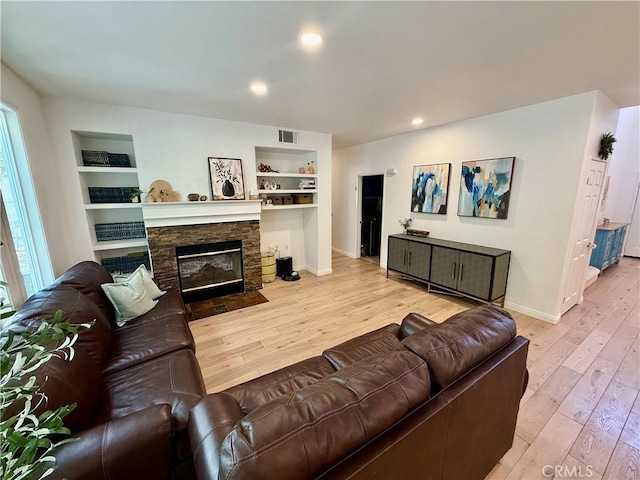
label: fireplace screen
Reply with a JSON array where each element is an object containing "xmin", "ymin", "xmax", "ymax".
[{"xmin": 176, "ymin": 240, "xmax": 244, "ymax": 302}]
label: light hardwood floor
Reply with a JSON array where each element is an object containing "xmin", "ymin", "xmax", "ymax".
[{"xmin": 190, "ymin": 253, "xmax": 640, "ymax": 480}]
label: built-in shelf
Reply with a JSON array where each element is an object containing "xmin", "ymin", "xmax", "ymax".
[
  {"xmin": 85, "ymin": 203, "xmax": 142, "ymax": 210},
  {"xmin": 78, "ymin": 166, "xmax": 138, "ymax": 174},
  {"xmin": 92, "ymin": 239, "xmax": 148, "ymax": 251},
  {"xmin": 261, "ymin": 204, "xmax": 317, "ymax": 211},
  {"xmin": 258, "ymin": 189, "xmax": 317, "ymax": 194},
  {"xmin": 257, "ymin": 172, "xmax": 318, "ymax": 179}
]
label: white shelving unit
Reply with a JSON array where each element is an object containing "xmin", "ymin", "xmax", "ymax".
[
  {"xmin": 73, "ymin": 131, "xmax": 150, "ymax": 272},
  {"xmin": 255, "ymin": 146, "xmax": 321, "ymax": 273}
]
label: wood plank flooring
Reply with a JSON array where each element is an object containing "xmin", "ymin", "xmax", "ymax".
[{"xmin": 189, "ymin": 253, "xmax": 640, "ymax": 479}]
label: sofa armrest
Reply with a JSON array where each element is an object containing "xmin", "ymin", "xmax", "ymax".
[
  {"xmin": 50, "ymin": 404, "xmax": 173, "ymax": 480},
  {"xmin": 399, "ymin": 312, "xmax": 437, "ymax": 339},
  {"xmin": 189, "ymin": 393, "xmax": 245, "ymax": 480}
]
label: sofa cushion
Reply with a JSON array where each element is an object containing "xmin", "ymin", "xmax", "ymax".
[
  {"xmin": 53, "ymin": 261, "xmax": 116, "ymax": 325},
  {"xmin": 401, "ymin": 305, "xmax": 516, "ymax": 390},
  {"xmin": 116, "ymin": 288, "xmax": 187, "ymax": 329},
  {"xmin": 50, "ymin": 405, "xmax": 173, "ymax": 480},
  {"xmin": 10, "ymin": 285, "xmax": 112, "ymax": 367},
  {"xmin": 99, "ymin": 349, "xmax": 206, "ymax": 460},
  {"xmin": 218, "ymin": 350, "xmax": 430, "ymax": 480},
  {"xmin": 322, "ymin": 324, "xmax": 402, "ymax": 370},
  {"xmin": 113, "ymin": 264, "xmax": 166, "ymax": 300},
  {"xmin": 224, "ymin": 356, "xmax": 336, "ymax": 414},
  {"xmin": 101, "ymin": 275, "xmax": 158, "ymax": 327},
  {"xmin": 399, "ymin": 312, "xmax": 438, "ymax": 339},
  {"xmin": 102, "ymin": 311, "xmax": 195, "ymax": 376},
  {"xmin": 2, "ymin": 344, "xmax": 102, "ymax": 433}
]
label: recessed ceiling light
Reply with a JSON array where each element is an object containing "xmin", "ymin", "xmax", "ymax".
[
  {"xmin": 299, "ymin": 32, "xmax": 323, "ymax": 46},
  {"xmin": 250, "ymin": 82, "xmax": 268, "ymax": 95},
  {"xmin": 412, "ymin": 117, "xmax": 424, "ymax": 126}
]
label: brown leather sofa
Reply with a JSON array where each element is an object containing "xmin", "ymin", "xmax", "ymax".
[
  {"xmin": 189, "ymin": 306, "xmax": 529, "ymax": 480},
  {"xmin": 4, "ymin": 261, "xmax": 206, "ymax": 480}
]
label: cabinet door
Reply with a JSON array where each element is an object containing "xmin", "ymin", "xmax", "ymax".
[
  {"xmin": 602, "ymin": 231, "xmax": 614, "ymax": 270},
  {"xmin": 407, "ymin": 242, "xmax": 431, "ymax": 281},
  {"xmin": 388, "ymin": 237, "xmax": 407, "ymax": 273},
  {"xmin": 457, "ymin": 252, "xmax": 493, "ymax": 300},
  {"xmin": 429, "ymin": 246, "xmax": 459, "ymax": 290},
  {"xmin": 589, "ymin": 230, "xmax": 607, "ymax": 270}
]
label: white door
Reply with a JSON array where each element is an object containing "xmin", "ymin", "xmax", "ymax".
[
  {"xmin": 562, "ymin": 159, "xmax": 607, "ymax": 314},
  {"xmin": 624, "ymin": 183, "xmax": 640, "ymax": 258}
]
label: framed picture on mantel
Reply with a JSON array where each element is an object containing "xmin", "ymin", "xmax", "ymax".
[{"xmin": 208, "ymin": 157, "xmax": 245, "ymax": 200}]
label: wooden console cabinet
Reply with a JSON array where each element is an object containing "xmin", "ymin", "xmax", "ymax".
[
  {"xmin": 387, "ymin": 234, "xmax": 511, "ymax": 305},
  {"xmin": 589, "ymin": 222, "xmax": 629, "ymax": 274}
]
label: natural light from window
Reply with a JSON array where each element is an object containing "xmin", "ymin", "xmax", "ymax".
[{"xmin": 0, "ymin": 104, "xmax": 52, "ymax": 297}]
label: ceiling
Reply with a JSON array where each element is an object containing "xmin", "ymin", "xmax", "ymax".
[{"xmin": 1, "ymin": 1, "xmax": 639, "ymax": 149}]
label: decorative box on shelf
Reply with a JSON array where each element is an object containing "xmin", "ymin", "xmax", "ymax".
[
  {"xmin": 293, "ymin": 194, "xmax": 313, "ymax": 204},
  {"xmin": 82, "ymin": 150, "xmax": 132, "ymax": 168},
  {"xmin": 88, "ymin": 187, "xmax": 138, "ymax": 204},
  {"xmin": 95, "ymin": 222, "xmax": 146, "ymax": 242},
  {"xmin": 101, "ymin": 252, "xmax": 150, "ymax": 275},
  {"xmin": 406, "ymin": 228, "xmax": 430, "ymax": 238}
]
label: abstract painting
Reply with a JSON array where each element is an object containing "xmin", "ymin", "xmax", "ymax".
[
  {"xmin": 411, "ymin": 163, "xmax": 451, "ymax": 214},
  {"xmin": 457, "ymin": 157, "xmax": 515, "ymax": 219}
]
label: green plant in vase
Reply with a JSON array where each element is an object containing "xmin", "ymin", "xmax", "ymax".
[
  {"xmin": 129, "ymin": 188, "xmax": 144, "ymax": 203},
  {"xmin": 213, "ymin": 161, "xmax": 239, "ymax": 197}
]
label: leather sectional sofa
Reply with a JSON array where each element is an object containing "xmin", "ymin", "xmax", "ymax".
[
  {"xmin": 190, "ymin": 307, "xmax": 529, "ymax": 480},
  {"xmin": 4, "ymin": 261, "xmax": 206, "ymax": 480},
  {"xmin": 5, "ymin": 260, "xmax": 528, "ymax": 480}
]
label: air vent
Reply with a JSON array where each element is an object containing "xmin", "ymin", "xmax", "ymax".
[{"xmin": 278, "ymin": 129, "xmax": 298, "ymax": 144}]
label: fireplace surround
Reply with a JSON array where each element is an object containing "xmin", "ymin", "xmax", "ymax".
[
  {"xmin": 176, "ymin": 240, "xmax": 245, "ymax": 303},
  {"xmin": 146, "ymin": 220, "xmax": 262, "ymax": 299}
]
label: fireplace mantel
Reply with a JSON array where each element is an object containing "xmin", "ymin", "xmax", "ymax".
[{"xmin": 142, "ymin": 200, "xmax": 262, "ymax": 227}]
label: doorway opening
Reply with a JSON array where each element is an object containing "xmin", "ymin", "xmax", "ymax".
[{"xmin": 360, "ymin": 175, "xmax": 384, "ymax": 265}]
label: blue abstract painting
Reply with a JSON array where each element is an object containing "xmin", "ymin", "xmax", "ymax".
[
  {"xmin": 411, "ymin": 163, "xmax": 451, "ymax": 214},
  {"xmin": 458, "ymin": 157, "xmax": 515, "ymax": 219}
]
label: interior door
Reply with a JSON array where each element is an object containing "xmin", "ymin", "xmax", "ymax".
[
  {"xmin": 624, "ymin": 183, "xmax": 640, "ymax": 257},
  {"xmin": 562, "ymin": 159, "xmax": 607, "ymax": 314}
]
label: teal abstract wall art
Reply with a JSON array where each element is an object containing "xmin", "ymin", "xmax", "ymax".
[
  {"xmin": 411, "ymin": 163, "xmax": 451, "ymax": 214},
  {"xmin": 457, "ymin": 157, "xmax": 515, "ymax": 219}
]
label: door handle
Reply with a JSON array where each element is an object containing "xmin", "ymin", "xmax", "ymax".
[
  {"xmin": 451, "ymin": 262, "xmax": 456, "ymax": 279},
  {"xmin": 408, "ymin": 251, "xmax": 412, "ymax": 266},
  {"xmin": 459, "ymin": 263, "xmax": 464, "ymax": 282},
  {"xmin": 587, "ymin": 242, "xmax": 597, "ymax": 250}
]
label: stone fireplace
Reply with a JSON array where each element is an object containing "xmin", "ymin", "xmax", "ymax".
[{"xmin": 143, "ymin": 201, "xmax": 262, "ymax": 302}]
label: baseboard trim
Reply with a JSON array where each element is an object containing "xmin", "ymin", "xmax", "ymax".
[
  {"xmin": 332, "ymin": 247, "xmax": 356, "ymax": 258},
  {"xmin": 504, "ymin": 301, "xmax": 561, "ymax": 324},
  {"xmin": 304, "ymin": 266, "xmax": 333, "ymax": 276}
]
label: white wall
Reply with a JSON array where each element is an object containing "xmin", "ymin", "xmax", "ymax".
[
  {"xmin": 39, "ymin": 97, "xmax": 332, "ymax": 275},
  {"xmin": 603, "ymin": 106, "xmax": 640, "ymax": 224},
  {"xmin": 0, "ymin": 64, "xmax": 72, "ymax": 277},
  {"xmin": 332, "ymin": 92, "xmax": 612, "ymax": 322}
]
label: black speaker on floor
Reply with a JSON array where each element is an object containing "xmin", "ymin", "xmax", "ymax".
[{"xmin": 276, "ymin": 256, "xmax": 293, "ymax": 276}]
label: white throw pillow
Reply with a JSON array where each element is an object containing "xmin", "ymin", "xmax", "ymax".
[
  {"xmin": 101, "ymin": 270, "xmax": 158, "ymax": 326},
  {"xmin": 113, "ymin": 264, "xmax": 166, "ymax": 300}
]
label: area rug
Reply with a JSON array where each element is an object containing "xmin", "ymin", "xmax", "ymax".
[{"xmin": 186, "ymin": 291, "xmax": 269, "ymax": 320}]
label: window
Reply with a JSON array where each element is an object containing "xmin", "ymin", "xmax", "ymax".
[{"xmin": 0, "ymin": 103, "xmax": 53, "ymax": 299}]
